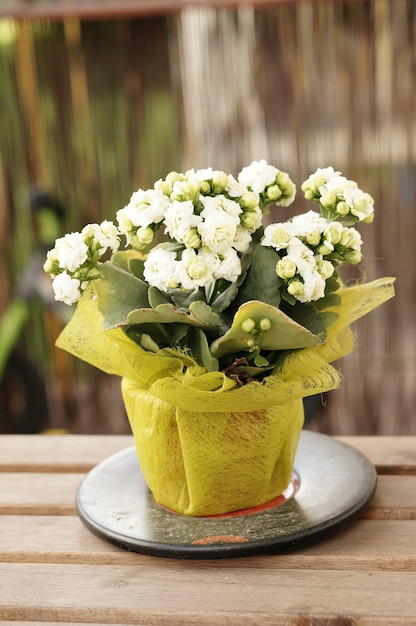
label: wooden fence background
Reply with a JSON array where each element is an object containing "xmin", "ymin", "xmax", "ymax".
[{"xmin": 0, "ymin": 0, "xmax": 414, "ymax": 435}]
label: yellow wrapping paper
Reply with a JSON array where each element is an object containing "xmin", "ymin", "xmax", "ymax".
[{"xmin": 57, "ymin": 276, "xmax": 394, "ymax": 515}]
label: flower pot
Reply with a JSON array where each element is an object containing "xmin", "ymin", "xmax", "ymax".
[{"xmin": 122, "ymin": 378, "xmax": 304, "ymax": 516}]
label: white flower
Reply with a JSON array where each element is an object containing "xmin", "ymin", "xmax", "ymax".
[
  {"xmin": 143, "ymin": 247, "xmax": 179, "ymax": 292},
  {"xmin": 298, "ymin": 270, "xmax": 326, "ymax": 302},
  {"xmin": 54, "ymin": 232, "xmax": 88, "ymax": 272},
  {"xmin": 117, "ymin": 188, "xmax": 169, "ymax": 231},
  {"xmin": 320, "ymin": 174, "xmax": 354, "ymax": 195},
  {"xmin": 343, "ymin": 187, "xmax": 374, "ymax": 222},
  {"xmin": 94, "ymin": 220, "xmax": 120, "ymax": 253},
  {"xmin": 301, "ymin": 167, "xmax": 341, "ymax": 193},
  {"xmin": 286, "ymin": 238, "xmax": 316, "ymax": 274},
  {"xmin": 290, "ymin": 210, "xmax": 328, "ymax": 238},
  {"xmin": 200, "ymin": 194, "xmax": 242, "ymax": 220},
  {"xmin": 284, "ymin": 238, "xmax": 326, "ymax": 303},
  {"xmin": 170, "ymin": 179, "xmax": 200, "ymax": 203},
  {"xmin": 198, "ymin": 198, "xmax": 240, "ymax": 253},
  {"xmin": 212, "ymin": 247, "xmax": 242, "ymax": 283},
  {"xmin": 163, "ymin": 200, "xmax": 202, "ymax": 243},
  {"xmin": 226, "ymin": 174, "xmax": 249, "ymax": 198},
  {"xmin": 238, "ymin": 159, "xmax": 278, "ymax": 193},
  {"xmin": 52, "ymin": 271, "xmax": 81, "ymax": 305},
  {"xmin": 233, "ymin": 225, "xmax": 252, "ymax": 253},
  {"xmin": 82, "ymin": 220, "xmax": 120, "ymax": 257},
  {"xmin": 340, "ymin": 226, "xmax": 362, "ymax": 251},
  {"xmin": 188, "ymin": 167, "xmax": 214, "ymax": 181},
  {"xmin": 174, "ymin": 249, "xmax": 215, "ymax": 290},
  {"xmin": 262, "ymin": 223, "xmax": 293, "ymax": 250}
]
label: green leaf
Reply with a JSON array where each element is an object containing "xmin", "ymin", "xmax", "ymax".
[
  {"xmin": 209, "ymin": 251, "xmax": 252, "ymax": 313},
  {"xmin": 169, "ymin": 287, "xmax": 206, "ymax": 309},
  {"xmin": 280, "ymin": 301, "xmax": 328, "ymax": 341},
  {"xmin": 148, "ymin": 286, "xmax": 173, "ymax": 309},
  {"xmin": 124, "ymin": 322, "xmax": 188, "ymax": 349},
  {"xmin": 211, "ymin": 300, "xmax": 321, "ymax": 359},
  {"xmin": 96, "ymin": 261, "xmax": 150, "ymax": 330},
  {"xmin": 128, "ymin": 257, "xmax": 146, "ymax": 280},
  {"xmin": 231, "ymin": 243, "xmax": 282, "ymax": 310},
  {"xmin": 253, "ymin": 354, "xmax": 269, "ymax": 367},
  {"xmin": 188, "ymin": 328, "xmax": 219, "ymax": 372},
  {"xmin": 127, "ymin": 300, "xmax": 221, "ymax": 330},
  {"xmin": 110, "ymin": 250, "xmax": 145, "ymax": 274}
]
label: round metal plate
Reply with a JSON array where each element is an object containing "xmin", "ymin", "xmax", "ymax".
[{"xmin": 76, "ymin": 430, "xmax": 377, "ymax": 559}]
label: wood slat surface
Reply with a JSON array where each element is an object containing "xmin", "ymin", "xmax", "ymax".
[
  {"xmin": 1, "ymin": 435, "xmax": 416, "ymax": 472},
  {"xmin": 1, "ymin": 472, "xmax": 416, "ymax": 518},
  {"xmin": 1, "ymin": 515, "xmax": 416, "ymax": 571},
  {"xmin": 1, "ymin": 434, "xmax": 415, "ymax": 625},
  {"xmin": 1, "ymin": 563, "xmax": 416, "ymax": 625}
]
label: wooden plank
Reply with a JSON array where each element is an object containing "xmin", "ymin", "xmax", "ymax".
[
  {"xmin": 0, "ymin": 473, "xmax": 83, "ymax": 514},
  {"xmin": 1, "ymin": 435, "xmax": 416, "ymax": 473},
  {"xmin": 0, "ymin": 435, "xmax": 133, "ymax": 473},
  {"xmin": 1, "ymin": 471, "xmax": 416, "ymax": 518},
  {"xmin": 365, "ymin": 475, "xmax": 416, "ymax": 520},
  {"xmin": 2, "ymin": 515, "xmax": 416, "ymax": 572},
  {"xmin": 0, "ymin": 563, "xmax": 416, "ymax": 624},
  {"xmin": 338, "ymin": 436, "xmax": 416, "ymax": 475}
]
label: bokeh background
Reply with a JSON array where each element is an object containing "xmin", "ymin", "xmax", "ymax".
[{"xmin": 0, "ymin": 0, "xmax": 413, "ymax": 435}]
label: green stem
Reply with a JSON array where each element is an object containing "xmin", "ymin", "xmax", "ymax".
[{"xmin": 0, "ymin": 300, "xmax": 29, "ymax": 381}]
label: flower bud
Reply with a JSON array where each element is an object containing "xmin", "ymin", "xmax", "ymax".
[
  {"xmin": 266, "ymin": 185, "xmax": 282, "ymax": 202},
  {"xmin": 276, "ymin": 171, "xmax": 291, "ymax": 188},
  {"xmin": 305, "ymin": 230, "xmax": 321, "ymax": 247},
  {"xmin": 303, "ymin": 189, "xmax": 315, "ymax": 200},
  {"xmin": 320, "ymin": 191, "xmax": 337, "ymax": 209},
  {"xmin": 136, "ymin": 226, "xmax": 154, "ymax": 247},
  {"xmin": 316, "ymin": 243, "xmax": 333, "ymax": 255},
  {"xmin": 212, "ymin": 172, "xmax": 228, "ymax": 194},
  {"xmin": 166, "ymin": 171, "xmax": 185, "ymax": 185},
  {"xmin": 287, "ymin": 278, "xmax": 304, "ymax": 297},
  {"xmin": 271, "ymin": 228, "xmax": 291, "ymax": 247},
  {"xmin": 171, "ymin": 180, "xmax": 200, "ymax": 204},
  {"xmin": 343, "ymin": 250, "xmax": 362, "ymax": 264},
  {"xmin": 317, "ymin": 259, "xmax": 335, "ymax": 279},
  {"xmin": 324, "ymin": 222, "xmax": 343, "ymax": 245},
  {"xmin": 239, "ymin": 191, "xmax": 260, "ymax": 211},
  {"xmin": 336, "ymin": 201, "xmax": 350, "ymax": 216},
  {"xmin": 242, "ymin": 318, "xmax": 256, "ymax": 333},
  {"xmin": 182, "ymin": 228, "xmax": 201, "ymax": 249},
  {"xmin": 199, "ymin": 181, "xmax": 211, "ymax": 195},
  {"xmin": 276, "ymin": 258, "xmax": 297, "ymax": 279},
  {"xmin": 240, "ymin": 208, "xmax": 262, "ymax": 232},
  {"xmin": 165, "ymin": 277, "xmax": 180, "ymax": 289},
  {"xmin": 259, "ymin": 318, "xmax": 272, "ymax": 332},
  {"xmin": 154, "ymin": 179, "xmax": 172, "ymax": 196}
]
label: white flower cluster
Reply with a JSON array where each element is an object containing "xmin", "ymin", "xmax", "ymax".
[
  {"xmin": 262, "ymin": 210, "xmax": 363, "ymax": 303},
  {"xmin": 44, "ymin": 162, "xmax": 373, "ymax": 308},
  {"xmin": 301, "ymin": 166, "xmax": 374, "ymax": 223},
  {"xmin": 116, "ymin": 160, "xmax": 296, "ymax": 294},
  {"xmin": 44, "ymin": 221, "xmax": 120, "ymax": 305}
]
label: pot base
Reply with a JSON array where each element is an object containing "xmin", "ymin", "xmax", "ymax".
[{"xmin": 76, "ymin": 430, "xmax": 377, "ymax": 559}]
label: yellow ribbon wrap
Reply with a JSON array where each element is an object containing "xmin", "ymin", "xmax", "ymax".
[{"xmin": 57, "ymin": 277, "xmax": 394, "ymax": 515}]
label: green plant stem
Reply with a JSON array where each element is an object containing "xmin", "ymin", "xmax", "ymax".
[{"xmin": 0, "ymin": 299, "xmax": 29, "ymax": 381}]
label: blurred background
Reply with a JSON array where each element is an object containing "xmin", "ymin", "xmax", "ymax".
[{"xmin": 0, "ymin": 0, "xmax": 413, "ymax": 435}]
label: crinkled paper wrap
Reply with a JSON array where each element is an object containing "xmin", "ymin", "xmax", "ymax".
[{"xmin": 57, "ymin": 277, "xmax": 394, "ymax": 515}]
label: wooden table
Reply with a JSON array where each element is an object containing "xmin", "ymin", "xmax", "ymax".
[{"xmin": 0, "ymin": 434, "xmax": 415, "ymax": 625}]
